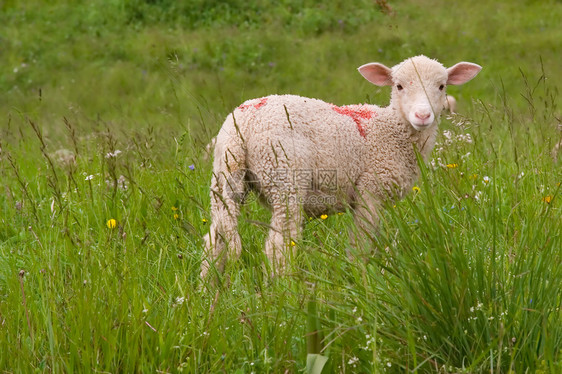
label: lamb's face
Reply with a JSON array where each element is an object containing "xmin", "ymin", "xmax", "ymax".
[
  {"xmin": 390, "ymin": 57, "xmax": 448, "ymax": 130},
  {"xmin": 358, "ymin": 55, "xmax": 482, "ymax": 131}
]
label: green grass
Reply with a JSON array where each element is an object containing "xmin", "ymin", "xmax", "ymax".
[{"xmin": 1, "ymin": 0, "xmax": 561, "ymax": 372}]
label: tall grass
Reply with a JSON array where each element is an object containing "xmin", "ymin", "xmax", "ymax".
[
  {"xmin": 2, "ymin": 68, "xmax": 559, "ymax": 373},
  {"xmin": 1, "ymin": 0, "xmax": 561, "ymax": 372}
]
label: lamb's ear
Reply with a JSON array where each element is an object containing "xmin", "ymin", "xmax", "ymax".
[
  {"xmin": 447, "ymin": 62, "xmax": 482, "ymax": 85},
  {"xmin": 358, "ymin": 63, "xmax": 393, "ymax": 86}
]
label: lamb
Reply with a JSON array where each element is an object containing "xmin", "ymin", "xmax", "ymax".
[
  {"xmin": 201, "ymin": 55, "xmax": 481, "ymax": 278},
  {"xmin": 444, "ymin": 95, "xmax": 457, "ymax": 113}
]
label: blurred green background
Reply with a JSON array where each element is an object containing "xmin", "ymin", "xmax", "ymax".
[{"xmin": 2, "ymin": 0, "xmax": 560, "ymax": 142}]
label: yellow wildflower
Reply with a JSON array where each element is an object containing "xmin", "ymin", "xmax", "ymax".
[
  {"xmin": 202, "ymin": 218, "xmax": 208, "ymax": 224},
  {"xmin": 171, "ymin": 206, "xmax": 178, "ymax": 211},
  {"xmin": 320, "ymin": 214, "xmax": 328, "ymax": 220},
  {"xmin": 542, "ymin": 195, "xmax": 553, "ymax": 204},
  {"xmin": 106, "ymin": 219, "xmax": 117, "ymax": 229},
  {"xmin": 290, "ymin": 240, "xmax": 296, "ymax": 247},
  {"xmin": 446, "ymin": 163, "xmax": 459, "ymax": 169},
  {"xmin": 412, "ymin": 186, "xmax": 421, "ymax": 193},
  {"xmin": 337, "ymin": 212, "xmax": 344, "ymax": 216},
  {"xmin": 173, "ymin": 213, "xmax": 179, "ymax": 220}
]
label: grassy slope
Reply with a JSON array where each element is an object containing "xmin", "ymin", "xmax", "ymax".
[{"xmin": 1, "ymin": 0, "xmax": 561, "ymax": 372}]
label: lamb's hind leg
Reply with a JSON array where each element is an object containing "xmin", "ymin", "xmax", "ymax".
[
  {"xmin": 264, "ymin": 193, "xmax": 304, "ymax": 275},
  {"xmin": 200, "ymin": 170, "xmax": 243, "ymax": 278}
]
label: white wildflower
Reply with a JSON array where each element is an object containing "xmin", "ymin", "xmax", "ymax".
[
  {"xmin": 174, "ymin": 296, "xmax": 186, "ymax": 306},
  {"xmin": 348, "ymin": 356, "xmax": 359, "ymax": 366},
  {"xmin": 105, "ymin": 150, "xmax": 122, "ymax": 158},
  {"xmin": 117, "ymin": 175, "xmax": 128, "ymax": 190},
  {"xmin": 457, "ymin": 133, "xmax": 473, "ymax": 143}
]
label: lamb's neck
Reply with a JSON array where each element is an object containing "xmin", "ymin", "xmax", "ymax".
[
  {"xmin": 409, "ymin": 123, "xmax": 439, "ymax": 162},
  {"xmin": 380, "ymin": 106, "xmax": 438, "ymax": 162}
]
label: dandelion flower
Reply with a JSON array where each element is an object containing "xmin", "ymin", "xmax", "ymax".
[
  {"xmin": 412, "ymin": 186, "xmax": 421, "ymax": 193},
  {"xmin": 320, "ymin": 214, "xmax": 328, "ymax": 220},
  {"xmin": 446, "ymin": 163, "xmax": 459, "ymax": 169},
  {"xmin": 106, "ymin": 219, "xmax": 117, "ymax": 229},
  {"xmin": 542, "ymin": 195, "xmax": 553, "ymax": 204}
]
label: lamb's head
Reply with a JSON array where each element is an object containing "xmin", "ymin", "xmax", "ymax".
[{"xmin": 358, "ymin": 55, "xmax": 481, "ymax": 131}]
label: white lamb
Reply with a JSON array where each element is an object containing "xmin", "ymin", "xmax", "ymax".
[{"xmin": 201, "ymin": 55, "xmax": 481, "ymax": 277}]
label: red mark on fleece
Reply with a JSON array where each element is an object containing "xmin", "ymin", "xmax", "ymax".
[
  {"xmin": 238, "ymin": 97, "xmax": 268, "ymax": 111},
  {"xmin": 331, "ymin": 105, "xmax": 375, "ymax": 138}
]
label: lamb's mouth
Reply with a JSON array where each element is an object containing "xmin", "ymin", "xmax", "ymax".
[{"xmin": 410, "ymin": 121, "xmax": 435, "ymax": 131}]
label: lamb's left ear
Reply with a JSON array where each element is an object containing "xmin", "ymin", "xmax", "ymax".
[
  {"xmin": 447, "ymin": 62, "xmax": 482, "ymax": 85},
  {"xmin": 358, "ymin": 63, "xmax": 393, "ymax": 86}
]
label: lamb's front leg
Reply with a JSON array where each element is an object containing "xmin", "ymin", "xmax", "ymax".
[
  {"xmin": 265, "ymin": 194, "xmax": 304, "ymax": 275},
  {"xmin": 351, "ymin": 195, "xmax": 381, "ymax": 246},
  {"xmin": 349, "ymin": 178, "xmax": 385, "ymax": 256}
]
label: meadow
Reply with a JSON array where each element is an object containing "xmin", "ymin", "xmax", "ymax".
[{"xmin": 0, "ymin": 0, "xmax": 561, "ymax": 372}]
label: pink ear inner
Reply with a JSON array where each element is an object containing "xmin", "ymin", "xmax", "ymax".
[
  {"xmin": 447, "ymin": 62, "xmax": 482, "ymax": 85},
  {"xmin": 358, "ymin": 63, "xmax": 393, "ymax": 86}
]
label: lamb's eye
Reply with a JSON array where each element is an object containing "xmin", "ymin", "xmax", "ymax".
[
  {"xmin": 396, "ymin": 84, "xmax": 403, "ymax": 91},
  {"xmin": 439, "ymin": 84, "xmax": 445, "ymax": 91}
]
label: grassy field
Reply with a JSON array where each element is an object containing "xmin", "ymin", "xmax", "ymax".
[{"xmin": 1, "ymin": 0, "xmax": 561, "ymax": 372}]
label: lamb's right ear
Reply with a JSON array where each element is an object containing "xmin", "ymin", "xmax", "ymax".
[{"xmin": 358, "ymin": 63, "xmax": 393, "ymax": 86}]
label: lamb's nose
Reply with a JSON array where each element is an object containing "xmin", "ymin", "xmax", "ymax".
[{"xmin": 415, "ymin": 112, "xmax": 431, "ymax": 121}]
